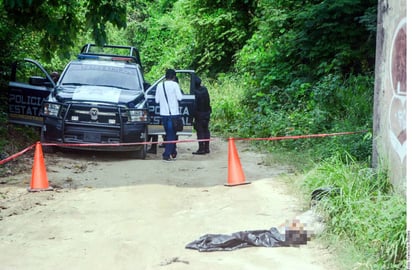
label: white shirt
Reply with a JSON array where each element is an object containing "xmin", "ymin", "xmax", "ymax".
[{"xmin": 155, "ymin": 80, "xmax": 183, "ymax": 116}]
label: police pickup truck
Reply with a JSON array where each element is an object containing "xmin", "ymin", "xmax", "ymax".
[{"xmin": 8, "ymin": 44, "xmax": 196, "ymax": 159}]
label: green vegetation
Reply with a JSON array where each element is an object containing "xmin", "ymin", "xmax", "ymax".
[
  {"xmin": 303, "ymin": 155, "xmax": 406, "ymax": 270},
  {"xmin": 0, "ymin": 0, "xmax": 406, "ymax": 269}
]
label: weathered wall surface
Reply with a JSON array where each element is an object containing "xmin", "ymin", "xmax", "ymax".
[{"xmin": 373, "ymin": 0, "xmax": 407, "ymax": 192}]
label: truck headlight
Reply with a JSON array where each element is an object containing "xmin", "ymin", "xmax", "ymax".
[
  {"xmin": 128, "ymin": 109, "xmax": 148, "ymax": 122},
  {"xmin": 43, "ymin": 103, "xmax": 61, "ymax": 117}
]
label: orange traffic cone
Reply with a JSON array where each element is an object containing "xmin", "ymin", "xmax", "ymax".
[
  {"xmin": 28, "ymin": 142, "xmax": 53, "ymax": 192},
  {"xmin": 225, "ymin": 138, "xmax": 250, "ymax": 186}
]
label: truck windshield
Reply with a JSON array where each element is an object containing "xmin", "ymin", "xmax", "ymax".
[{"xmin": 60, "ymin": 63, "xmax": 142, "ymax": 91}]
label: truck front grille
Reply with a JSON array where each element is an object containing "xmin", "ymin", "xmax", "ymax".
[{"xmin": 66, "ymin": 104, "xmax": 124, "ymax": 124}]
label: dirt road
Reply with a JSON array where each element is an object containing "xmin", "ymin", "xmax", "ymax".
[{"xmin": 0, "ymin": 137, "xmax": 338, "ymax": 270}]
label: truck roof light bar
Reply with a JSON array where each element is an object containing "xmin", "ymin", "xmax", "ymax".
[
  {"xmin": 77, "ymin": 54, "xmax": 138, "ymax": 64},
  {"xmin": 79, "ymin": 44, "xmax": 142, "ymax": 67}
]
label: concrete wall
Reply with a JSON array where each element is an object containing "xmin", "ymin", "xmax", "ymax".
[{"xmin": 372, "ymin": 0, "xmax": 407, "ymax": 192}]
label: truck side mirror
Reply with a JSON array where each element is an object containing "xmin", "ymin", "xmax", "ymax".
[{"xmin": 29, "ymin": 76, "xmax": 48, "ymax": 86}]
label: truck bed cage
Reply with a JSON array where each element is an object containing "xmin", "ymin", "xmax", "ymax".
[{"xmin": 79, "ymin": 44, "xmax": 142, "ymax": 67}]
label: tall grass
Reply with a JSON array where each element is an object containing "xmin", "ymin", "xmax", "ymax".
[
  {"xmin": 303, "ymin": 154, "xmax": 406, "ymax": 269},
  {"xmin": 206, "ymin": 74, "xmax": 247, "ymax": 136},
  {"xmin": 207, "ymin": 73, "xmax": 373, "ymax": 163}
]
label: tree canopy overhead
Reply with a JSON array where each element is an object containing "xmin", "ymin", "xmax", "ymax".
[
  {"xmin": 2, "ymin": 0, "xmax": 127, "ymax": 59},
  {"xmin": 1, "ymin": 0, "xmax": 376, "ymax": 79}
]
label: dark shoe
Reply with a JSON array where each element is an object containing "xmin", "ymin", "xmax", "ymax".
[
  {"xmin": 171, "ymin": 153, "xmax": 177, "ymax": 160},
  {"xmin": 193, "ymin": 142, "xmax": 205, "ymax": 155},
  {"xmin": 162, "ymin": 157, "xmax": 173, "ymax": 162},
  {"xmin": 192, "ymin": 149, "xmax": 206, "ymax": 155},
  {"xmin": 204, "ymin": 141, "xmax": 210, "ymax": 153}
]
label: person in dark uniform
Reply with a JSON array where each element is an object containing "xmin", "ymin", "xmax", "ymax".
[{"xmin": 192, "ymin": 75, "xmax": 212, "ymax": 155}]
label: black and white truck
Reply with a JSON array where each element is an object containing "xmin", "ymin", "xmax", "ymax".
[{"xmin": 8, "ymin": 44, "xmax": 198, "ymax": 158}]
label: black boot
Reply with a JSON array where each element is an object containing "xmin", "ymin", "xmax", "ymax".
[
  {"xmin": 204, "ymin": 141, "xmax": 210, "ymax": 154},
  {"xmin": 192, "ymin": 142, "xmax": 206, "ymax": 155}
]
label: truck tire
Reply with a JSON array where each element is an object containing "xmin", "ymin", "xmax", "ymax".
[
  {"xmin": 40, "ymin": 130, "xmax": 56, "ymax": 154},
  {"xmin": 130, "ymin": 126, "xmax": 148, "ymax": 159}
]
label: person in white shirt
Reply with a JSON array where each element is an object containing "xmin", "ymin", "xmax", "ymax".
[{"xmin": 155, "ymin": 69, "xmax": 183, "ymax": 161}]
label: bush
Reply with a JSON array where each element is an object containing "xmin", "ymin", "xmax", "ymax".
[{"xmin": 303, "ymin": 154, "xmax": 406, "ymax": 269}]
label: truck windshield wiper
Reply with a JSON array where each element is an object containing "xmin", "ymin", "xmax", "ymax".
[
  {"xmin": 95, "ymin": 84, "xmax": 131, "ymax": 90},
  {"xmin": 62, "ymin": 83, "xmax": 90, "ymax": 86}
]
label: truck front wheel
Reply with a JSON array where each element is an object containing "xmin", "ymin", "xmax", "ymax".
[
  {"xmin": 129, "ymin": 126, "xmax": 148, "ymax": 159},
  {"xmin": 40, "ymin": 130, "xmax": 56, "ymax": 154}
]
